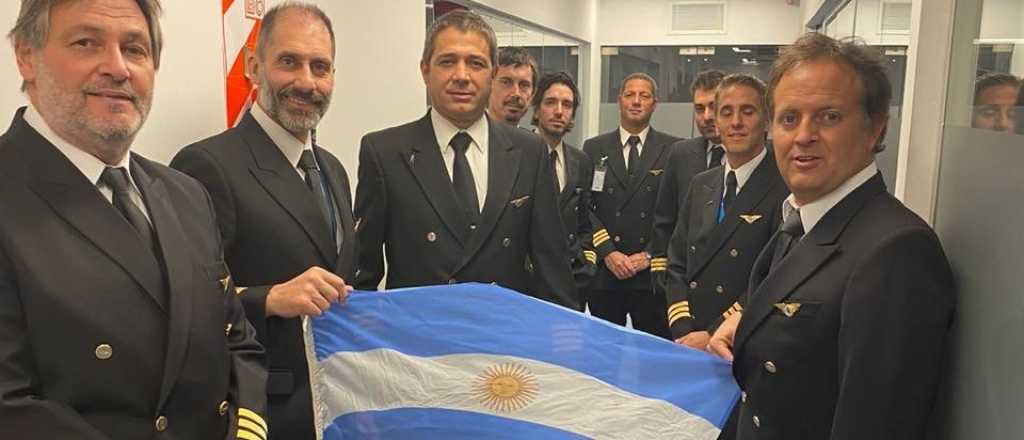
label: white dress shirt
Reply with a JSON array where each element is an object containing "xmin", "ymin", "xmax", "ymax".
[
  {"xmin": 548, "ymin": 141, "xmax": 566, "ymax": 192},
  {"xmin": 618, "ymin": 125, "xmax": 650, "ymax": 168},
  {"xmin": 723, "ymin": 146, "xmax": 767, "ymax": 197},
  {"xmin": 24, "ymin": 104, "xmax": 151, "ymax": 223},
  {"xmin": 782, "ymin": 162, "xmax": 879, "ymax": 234},
  {"xmin": 251, "ymin": 104, "xmax": 343, "ymax": 249},
  {"xmin": 251, "ymin": 103, "xmax": 313, "ymax": 179},
  {"xmin": 431, "ymin": 108, "xmax": 489, "ymax": 211}
]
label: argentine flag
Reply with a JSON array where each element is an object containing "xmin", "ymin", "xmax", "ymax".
[{"xmin": 304, "ymin": 283, "xmax": 739, "ymax": 439}]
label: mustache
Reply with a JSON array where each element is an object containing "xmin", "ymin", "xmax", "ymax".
[
  {"xmin": 83, "ymin": 82, "xmax": 139, "ymax": 104},
  {"xmin": 279, "ymin": 86, "xmax": 330, "ymax": 108},
  {"xmin": 502, "ymin": 95, "xmax": 525, "ymax": 108}
]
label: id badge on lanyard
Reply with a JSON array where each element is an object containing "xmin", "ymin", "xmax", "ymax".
[{"xmin": 591, "ymin": 156, "xmax": 608, "ymax": 192}]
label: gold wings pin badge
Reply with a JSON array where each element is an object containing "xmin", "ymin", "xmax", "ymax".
[
  {"xmin": 739, "ymin": 214, "xmax": 763, "ymax": 224},
  {"xmin": 773, "ymin": 302, "xmax": 802, "ymax": 317},
  {"xmin": 510, "ymin": 195, "xmax": 531, "ymax": 208}
]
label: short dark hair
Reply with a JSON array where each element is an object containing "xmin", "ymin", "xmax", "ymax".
[
  {"xmin": 769, "ymin": 33, "xmax": 892, "ymax": 152},
  {"xmin": 715, "ymin": 73, "xmax": 768, "ymax": 113},
  {"xmin": 691, "ymin": 70, "xmax": 726, "ymax": 96},
  {"xmin": 531, "ymin": 72, "xmax": 580, "ymax": 131},
  {"xmin": 422, "ymin": 10, "xmax": 497, "ymax": 69},
  {"xmin": 974, "ymin": 73, "xmax": 1020, "ymax": 105},
  {"xmin": 620, "ymin": 72, "xmax": 658, "ymax": 98},
  {"xmin": 497, "ymin": 46, "xmax": 538, "ymax": 92},
  {"xmin": 257, "ymin": 2, "xmax": 336, "ymax": 59}
]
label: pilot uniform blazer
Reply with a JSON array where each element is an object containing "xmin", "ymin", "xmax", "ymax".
[
  {"xmin": 171, "ymin": 111, "xmax": 356, "ymax": 440},
  {"xmin": 731, "ymin": 173, "xmax": 955, "ymax": 440},
  {"xmin": 582, "ymin": 128, "xmax": 681, "ymax": 291},
  {"xmin": 649, "ymin": 136, "xmax": 714, "ymax": 273},
  {"xmin": 0, "ymin": 108, "xmax": 266, "ymax": 440},
  {"xmin": 659, "ymin": 152, "xmax": 787, "ymax": 339},
  {"xmin": 354, "ymin": 112, "xmax": 578, "ymax": 310}
]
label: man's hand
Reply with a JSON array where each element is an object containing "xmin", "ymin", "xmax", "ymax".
[
  {"xmin": 603, "ymin": 251, "xmax": 637, "ymax": 280},
  {"xmin": 708, "ymin": 312, "xmax": 741, "ymax": 362},
  {"xmin": 265, "ymin": 266, "xmax": 353, "ymax": 318},
  {"xmin": 675, "ymin": 331, "xmax": 711, "ymax": 351},
  {"xmin": 628, "ymin": 252, "xmax": 651, "ymax": 272}
]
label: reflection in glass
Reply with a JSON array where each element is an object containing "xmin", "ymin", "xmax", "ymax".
[{"xmin": 971, "ymin": 73, "xmax": 1021, "ymax": 133}]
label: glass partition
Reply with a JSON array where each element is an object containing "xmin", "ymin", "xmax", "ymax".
[
  {"xmin": 428, "ymin": 1, "xmax": 587, "ymax": 147},
  {"xmin": 931, "ymin": 0, "xmax": 1024, "ymax": 438}
]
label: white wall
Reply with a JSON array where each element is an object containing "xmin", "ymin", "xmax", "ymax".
[
  {"xmin": 0, "ymin": 0, "xmax": 426, "ymax": 182},
  {"xmin": 470, "ymin": 0, "xmax": 597, "ymax": 41},
  {"xmin": 598, "ymin": 0, "xmax": 804, "ymax": 46},
  {"xmin": 980, "ymin": 0, "xmax": 1023, "ymax": 39}
]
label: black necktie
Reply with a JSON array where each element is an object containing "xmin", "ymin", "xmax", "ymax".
[
  {"xmin": 450, "ymin": 132, "xmax": 480, "ymax": 222},
  {"xmin": 719, "ymin": 170, "xmax": 737, "ymax": 224},
  {"xmin": 626, "ymin": 135, "xmax": 641, "ymax": 181},
  {"xmin": 298, "ymin": 150, "xmax": 336, "ymax": 240},
  {"xmin": 549, "ymin": 148, "xmax": 561, "ymax": 192},
  {"xmin": 769, "ymin": 208, "xmax": 804, "ymax": 270},
  {"xmin": 708, "ymin": 145, "xmax": 725, "ymax": 169},
  {"xmin": 100, "ymin": 167, "xmax": 154, "ymax": 250}
]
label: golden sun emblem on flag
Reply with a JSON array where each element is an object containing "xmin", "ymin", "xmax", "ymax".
[{"xmin": 472, "ymin": 363, "xmax": 539, "ymax": 412}]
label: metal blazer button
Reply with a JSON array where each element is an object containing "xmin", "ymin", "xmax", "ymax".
[
  {"xmin": 502, "ymin": 237, "xmax": 512, "ymax": 247},
  {"xmin": 218, "ymin": 401, "xmax": 229, "ymax": 416},
  {"xmin": 95, "ymin": 344, "xmax": 113, "ymax": 360},
  {"xmin": 155, "ymin": 416, "xmax": 168, "ymax": 432}
]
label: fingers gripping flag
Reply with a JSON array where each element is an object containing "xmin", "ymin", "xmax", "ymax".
[{"xmin": 304, "ymin": 283, "xmax": 740, "ymax": 439}]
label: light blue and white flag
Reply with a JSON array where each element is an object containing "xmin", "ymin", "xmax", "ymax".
[{"xmin": 305, "ymin": 283, "xmax": 739, "ymax": 439}]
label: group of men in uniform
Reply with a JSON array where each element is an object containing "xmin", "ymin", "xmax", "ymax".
[{"xmin": 0, "ymin": 1, "xmax": 955, "ymax": 440}]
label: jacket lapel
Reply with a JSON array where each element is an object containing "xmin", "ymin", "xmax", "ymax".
[
  {"xmin": 602, "ymin": 134, "xmax": 628, "ymax": 190},
  {"xmin": 559, "ymin": 144, "xmax": 578, "ymax": 207},
  {"xmin": 316, "ymin": 146, "xmax": 355, "ymax": 278},
  {"xmin": 619, "ymin": 129, "xmax": 670, "ymax": 209},
  {"xmin": 241, "ymin": 115, "xmax": 336, "ymax": 264},
  {"xmin": 733, "ymin": 173, "xmax": 887, "ymax": 354},
  {"xmin": 132, "ymin": 159, "xmax": 194, "ymax": 409},
  {"xmin": 691, "ymin": 155, "xmax": 779, "ymax": 276},
  {"xmin": 403, "ymin": 114, "xmax": 470, "ymax": 246},
  {"xmin": 457, "ymin": 118, "xmax": 521, "ymax": 272},
  {"xmin": 689, "ymin": 136, "xmax": 710, "ymax": 172},
  {"xmin": 26, "ymin": 130, "xmax": 166, "ymax": 311},
  {"xmin": 697, "ymin": 168, "xmax": 724, "ymax": 242}
]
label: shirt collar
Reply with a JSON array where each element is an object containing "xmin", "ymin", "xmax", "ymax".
[
  {"xmin": 548, "ymin": 141, "xmax": 565, "ymax": 164},
  {"xmin": 724, "ymin": 146, "xmax": 767, "ymax": 193},
  {"xmin": 23, "ymin": 103, "xmax": 133, "ymax": 186},
  {"xmin": 431, "ymin": 108, "xmax": 488, "ymax": 154},
  {"xmin": 783, "ymin": 161, "xmax": 879, "ymax": 234},
  {"xmin": 707, "ymin": 138, "xmax": 723, "ymax": 152},
  {"xmin": 619, "ymin": 125, "xmax": 650, "ymax": 147},
  {"xmin": 251, "ymin": 103, "xmax": 313, "ymax": 169}
]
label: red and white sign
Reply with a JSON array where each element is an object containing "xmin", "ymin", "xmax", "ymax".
[{"xmin": 221, "ymin": 0, "xmax": 269, "ymax": 127}]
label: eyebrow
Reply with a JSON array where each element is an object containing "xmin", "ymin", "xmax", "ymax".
[{"xmin": 62, "ymin": 24, "xmax": 150, "ymax": 45}]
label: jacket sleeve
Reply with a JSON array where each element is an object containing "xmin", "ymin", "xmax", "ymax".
[
  {"xmin": 170, "ymin": 146, "xmax": 273, "ymax": 340},
  {"xmin": 829, "ymin": 227, "xmax": 954, "ymax": 440},
  {"xmin": 581, "ymin": 142, "xmax": 617, "ymax": 261},
  {"xmin": 572, "ymin": 157, "xmax": 597, "ymax": 291},
  {"xmin": 662, "ymin": 180, "xmax": 696, "ymax": 339},
  {"xmin": 352, "ymin": 135, "xmax": 388, "ymax": 290},
  {"xmin": 647, "ymin": 146, "xmax": 681, "ymax": 262},
  {"xmin": 529, "ymin": 143, "xmax": 580, "ymax": 311},
  {"xmin": 0, "ymin": 246, "xmax": 112, "ymax": 440},
  {"xmin": 200, "ymin": 190, "xmax": 268, "ymax": 440}
]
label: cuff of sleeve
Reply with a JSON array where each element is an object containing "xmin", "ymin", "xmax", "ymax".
[
  {"xmin": 236, "ymin": 408, "xmax": 267, "ymax": 440},
  {"xmin": 649, "ymin": 257, "xmax": 668, "ymax": 273},
  {"xmin": 582, "ymin": 250, "xmax": 598, "ymax": 265},
  {"xmin": 239, "ymin": 286, "xmax": 271, "ymax": 342},
  {"xmin": 593, "ymin": 229, "xmax": 616, "ymax": 259}
]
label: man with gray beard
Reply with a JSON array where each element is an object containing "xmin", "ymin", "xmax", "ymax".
[
  {"xmin": 0, "ymin": 0, "xmax": 266, "ymax": 438},
  {"xmin": 171, "ymin": 3, "xmax": 355, "ymax": 439}
]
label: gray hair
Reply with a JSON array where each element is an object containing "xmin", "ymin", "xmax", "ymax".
[
  {"xmin": 422, "ymin": 10, "xmax": 497, "ymax": 69},
  {"xmin": 8, "ymin": 0, "xmax": 164, "ymax": 68},
  {"xmin": 620, "ymin": 72, "xmax": 658, "ymax": 98},
  {"xmin": 256, "ymin": 1, "xmax": 336, "ymax": 60}
]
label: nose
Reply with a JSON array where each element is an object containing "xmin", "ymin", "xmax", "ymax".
[
  {"xmin": 292, "ymin": 64, "xmax": 317, "ymax": 91},
  {"xmin": 98, "ymin": 45, "xmax": 130, "ymax": 82},
  {"xmin": 793, "ymin": 118, "xmax": 819, "ymax": 146},
  {"xmin": 451, "ymin": 61, "xmax": 470, "ymax": 84},
  {"xmin": 703, "ymin": 107, "xmax": 715, "ymax": 122},
  {"xmin": 993, "ymin": 112, "xmax": 1010, "ymax": 132},
  {"xmin": 730, "ymin": 113, "xmax": 744, "ymax": 129}
]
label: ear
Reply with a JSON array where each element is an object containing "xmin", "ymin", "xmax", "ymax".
[
  {"xmin": 420, "ymin": 60, "xmax": 430, "ymax": 86},
  {"xmin": 14, "ymin": 41, "xmax": 38, "ymax": 86},
  {"xmin": 868, "ymin": 116, "xmax": 888, "ymax": 152},
  {"xmin": 244, "ymin": 46, "xmax": 259, "ymax": 83}
]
